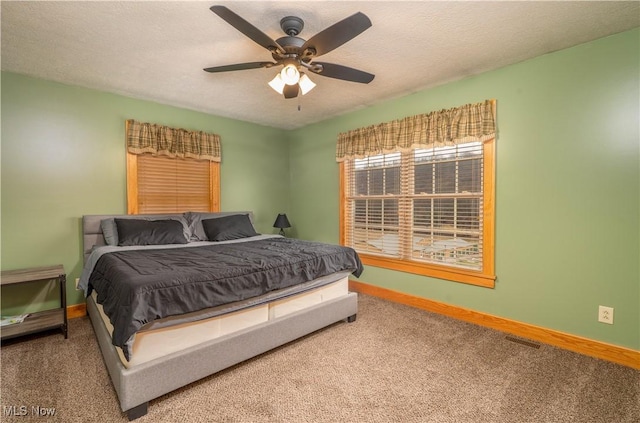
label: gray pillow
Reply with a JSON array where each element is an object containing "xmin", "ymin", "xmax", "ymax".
[
  {"xmin": 184, "ymin": 211, "xmax": 255, "ymax": 241},
  {"xmin": 115, "ymin": 219, "xmax": 189, "ymax": 246},
  {"xmin": 202, "ymin": 214, "xmax": 259, "ymax": 241},
  {"xmin": 100, "ymin": 215, "xmax": 190, "ymax": 246}
]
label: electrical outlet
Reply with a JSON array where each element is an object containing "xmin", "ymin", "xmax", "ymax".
[
  {"xmin": 598, "ymin": 305, "xmax": 614, "ymax": 324},
  {"xmin": 75, "ymin": 278, "xmax": 80, "ymax": 290}
]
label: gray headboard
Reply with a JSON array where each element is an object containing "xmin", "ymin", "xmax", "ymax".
[{"xmin": 82, "ymin": 212, "xmax": 254, "ymax": 264}]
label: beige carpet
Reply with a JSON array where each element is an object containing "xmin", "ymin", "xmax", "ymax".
[{"xmin": 1, "ymin": 294, "xmax": 638, "ymax": 422}]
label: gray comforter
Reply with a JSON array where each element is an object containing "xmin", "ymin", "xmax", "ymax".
[{"xmin": 86, "ymin": 237, "xmax": 363, "ymax": 360}]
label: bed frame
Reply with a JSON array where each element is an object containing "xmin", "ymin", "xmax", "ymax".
[{"xmin": 82, "ymin": 214, "xmax": 358, "ymax": 420}]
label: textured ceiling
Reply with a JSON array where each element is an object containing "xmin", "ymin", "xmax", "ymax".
[{"xmin": 2, "ymin": 1, "xmax": 639, "ymax": 129}]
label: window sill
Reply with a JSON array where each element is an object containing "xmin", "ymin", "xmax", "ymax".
[{"xmin": 359, "ymin": 254, "xmax": 496, "ymax": 288}]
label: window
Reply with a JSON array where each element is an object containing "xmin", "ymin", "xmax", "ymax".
[
  {"xmin": 126, "ymin": 152, "xmax": 220, "ymax": 214},
  {"xmin": 124, "ymin": 120, "xmax": 220, "ymax": 214},
  {"xmin": 340, "ymin": 139, "xmax": 495, "ymax": 287}
]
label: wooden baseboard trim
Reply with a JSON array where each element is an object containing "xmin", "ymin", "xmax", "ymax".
[
  {"xmin": 67, "ymin": 303, "xmax": 87, "ymax": 319},
  {"xmin": 350, "ymin": 280, "xmax": 640, "ymax": 370}
]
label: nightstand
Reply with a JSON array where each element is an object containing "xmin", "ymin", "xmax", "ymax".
[{"xmin": 1, "ymin": 265, "xmax": 68, "ymax": 341}]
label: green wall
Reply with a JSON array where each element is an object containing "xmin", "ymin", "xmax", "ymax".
[
  {"xmin": 1, "ymin": 73, "xmax": 289, "ymax": 310},
  {"xmin": 1, "ymin": 28, "xmax": 638, "ymax": 351},
  {"xmin": 288, "ymin": 28, "xmax": 640, "ymax": 350}
]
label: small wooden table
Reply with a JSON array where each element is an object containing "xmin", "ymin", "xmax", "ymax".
[{"xmin": 1, "ymin": 265, "xmax": 68, "ymax": 341}]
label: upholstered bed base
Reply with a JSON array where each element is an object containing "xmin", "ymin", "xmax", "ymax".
[
  {"xmin": 82, "ymin": 213, "xmax": 358, "ymax": 419},
  {"xmin": 87, "ymin": 284, "xmax": 358, "ymax": 419}
]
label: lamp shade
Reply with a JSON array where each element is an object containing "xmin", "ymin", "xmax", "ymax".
[
  {"xmin": 280, "ymin": 65, "xmax": 300, "ymax": 85},
  {"xmin": 273, "ymin": 213, "xmax": 291, "ymax": 229},
  {"xmin": 298, "ymin": 73, "xmax": 316, "ymax": 95},
  {"xmin": 268, "ymin": 74, "xmax": 286, "ymax": 94}
]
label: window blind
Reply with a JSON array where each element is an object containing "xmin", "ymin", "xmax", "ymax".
[
  {"xmin": 344, "ymin": 141, "xmax": 484, "ymax": 271},
  {"xmin": 136, "ymin": 153, "xmax": 213, "ymax": 214}
]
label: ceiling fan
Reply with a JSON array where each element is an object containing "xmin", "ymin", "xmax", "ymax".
[{"xmin": 204, "ymin": 5, "xmax": 375, "ymax": 99}]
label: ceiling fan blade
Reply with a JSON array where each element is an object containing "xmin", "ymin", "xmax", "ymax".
[
  {"xmin": 309, "ymin": 62, "xmax": 375, "ymax": 84},
  {"xmin": 301, "ymin": 12, "xmax": 372, "ymax": 57},
  {"xmin": 203, "ymin": 62, "xmax": 276, "ymax": 73},
  {"xmin": 283, "ymin": 84, "xmax": 300, "ymax": 99},
  {"xmin": 210, "ymin": 5, "xmax": 285, "ymax": 54}
]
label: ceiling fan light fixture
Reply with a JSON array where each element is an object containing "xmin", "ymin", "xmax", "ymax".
[
  {"xmin": 298, "ymin": 73, "xmax": 316, "ymax": 95},
  {"xmin": 280, "ymin": 64, "xmax": 300, "ymax": 85},
  {"xmin": 207, "ymin": 7, "xmax": 375, "ymax": 101}
]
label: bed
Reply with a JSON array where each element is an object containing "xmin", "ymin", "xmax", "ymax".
[{"xmin": 80, "ymin": 212, "xmax": 362, "ymax": 420}]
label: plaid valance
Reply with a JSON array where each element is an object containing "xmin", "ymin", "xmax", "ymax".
[
  {"xmin": 336, "ymin": 100, "xmax": 496, "ymax": 162},
  {"xmin": 126, "ymin": 120, "xmax": 221, "ymax": 162}
]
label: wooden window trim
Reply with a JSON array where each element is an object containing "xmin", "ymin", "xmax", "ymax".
[{"xmin": 340, "ymin": 139, "xmax": 496, "ymax": 288}]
